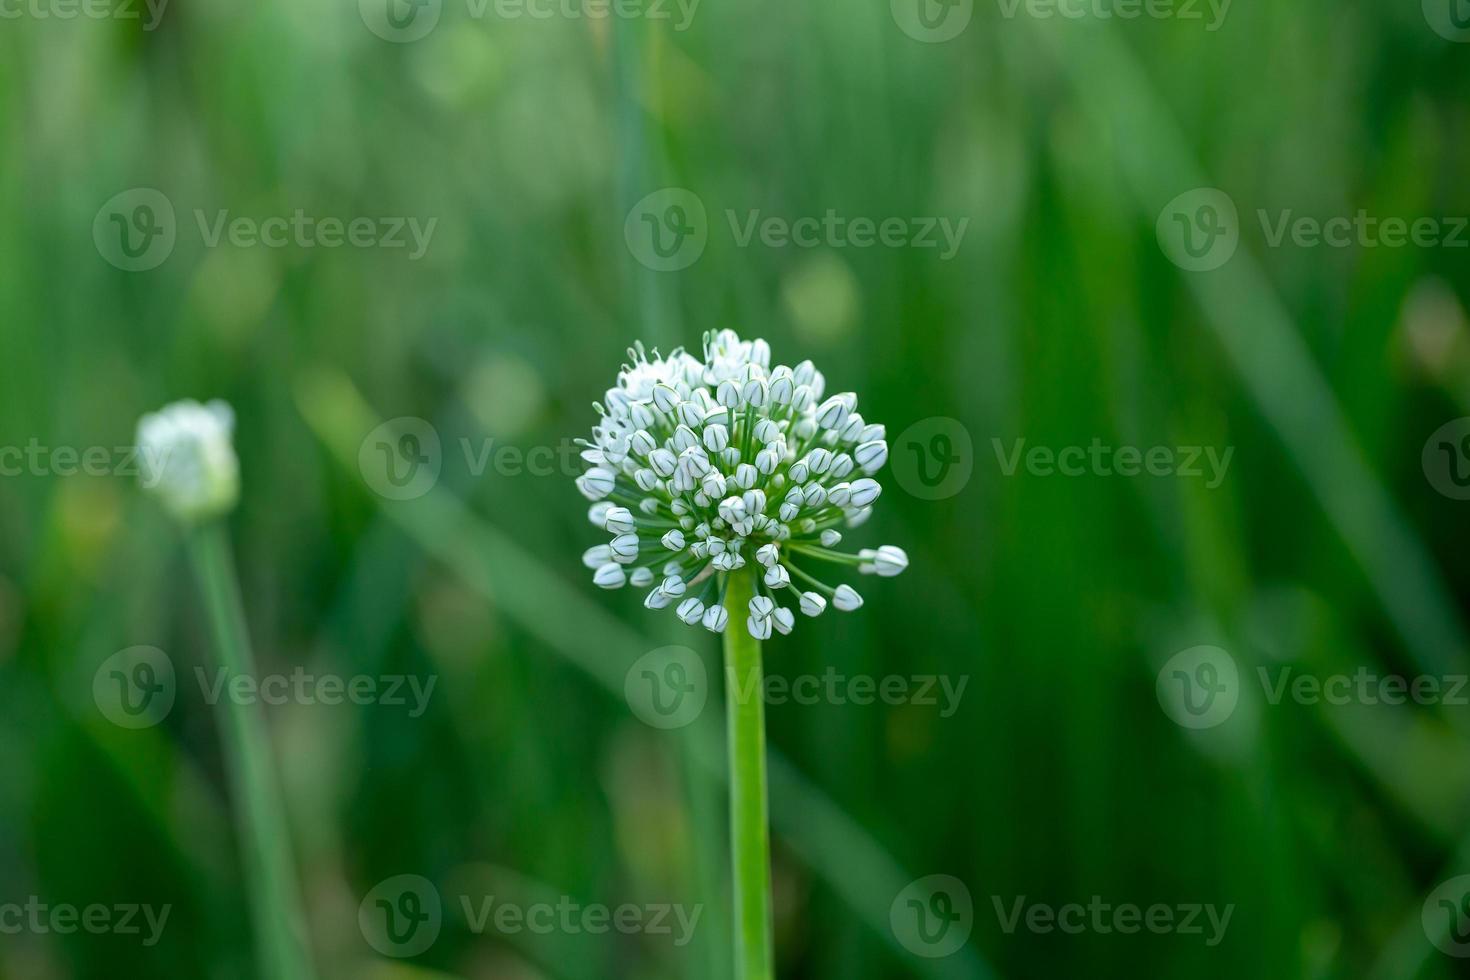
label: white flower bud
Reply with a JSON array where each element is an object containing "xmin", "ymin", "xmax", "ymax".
[
  {"xmin": 704, "ymin": 423, "xmax": 730, "ymax": 453},
  {"xmin": 749, "ymin": 595, "xmax": 775, "ymax": 621},
  {"xmin": 747, "ymin": 616, "xmax": 772, "ymax": 640},
  {"xmin": 848, "ymin": 478, "xmax": 881, "ymax": 507},
  {"xmin": 652, "ymin": 383, "xmax": 679, "ymax": 413},
  {"xmin": 630, "ymin": 567, "xmax": 655, "ymax": 587},
  {"xmin": 610, "ymin": 533, "xmax": 640, "ymax": 563},
  {"xmin": 855, "ymin": 440, "xmax": 888, "ymax": 473},
  {"xmin": 630, "ymin": 430, "xmax": 657, "ymax": 456},
  {"xmin": 763, "ymin": 565, "xmax": 790, "ymax": 590},
  {"xmin": 820, "ymin": 529, "xmax": 842, "ymax": 547},
  {"xmin": 648, "ymin": 448, "xmax": 677, "ymax": 477},
  {"xmin": 577, "ymin": 466, "xmax": 616, "ymax": 500},
  {"xmin": 799, "ymin": 591, "xmax": 827, "ymax": 616},
  {"xmin": 604, "ymin": 506, "xmax": 636, "ymax": 533},
  {"xmin": 860, "ymin": 545, "xmax": 908, "ymax": 577},
  {"xmin": 137, "ymin": 399, "xmax": 240, "ymax": 523},
  {"xmin": 677, "ymin": 597, "xmax": 706, "ymax": 625},
  {"xmin": 593, "ymin": 563, "xmax": 627, "ymax": 589},
  {"xmin": 702, "ymin": 605, "xmax": 729, "ymax": 632},
  {"xmin": 815, "ymin": 395, "xmax": 850, "ymax": 430},
  {"xmin": 662, "ymin": 529, "xmax": 686, "ymax": 550},
  {"xmin": 772, "ymin": 608, "xmax": 794, "ymax": 635},
  {"xmin": 833, "ymin": 584, "xmax": 863, "ymax": 611}
]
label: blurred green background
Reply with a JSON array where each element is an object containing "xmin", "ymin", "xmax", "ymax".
[{"xmin": 3, "ymin": 0, "xmax": 1470, "ymax": 976}]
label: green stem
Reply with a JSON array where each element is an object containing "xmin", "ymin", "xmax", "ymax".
[
  {"xmin": 188, "ymin": 523, "xmax": 316, "ymax": 980},
  {"xmin": 721, "ymin": 571, "xmax": 774, "ymax": 979}
]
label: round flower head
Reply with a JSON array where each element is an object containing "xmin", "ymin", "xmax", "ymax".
[
  {"xmin": 136, "ymin": 399, "xmax": 240, "ymax": 523},
  {"xmin": 574, "ymin": 332, "xmax": 907, "ymax": 638}
]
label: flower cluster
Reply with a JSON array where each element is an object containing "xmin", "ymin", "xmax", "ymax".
[
  {"xmin": 575, "ymin": 331, "xmax": 907, "ymax": 638},
  {"xmin": 136, "ymin": 399, "xmax": 240, "ymax": 523}
]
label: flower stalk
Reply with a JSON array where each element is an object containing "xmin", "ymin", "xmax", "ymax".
[
  {"xmin": 189, "ymin": 522, "xmax": 316, "ymax": 980},
  {"xmin": 722, "ymin": 570, "xmax": 773, "ymax": 979}
]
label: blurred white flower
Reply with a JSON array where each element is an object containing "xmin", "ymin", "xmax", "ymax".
[
  {"xmin": 136, "ymin": 399, "xmax": 239, "ymax": 523},
  {"xmin": 574, "ymin": 333, "xmax": 906, "ymax": 637}
]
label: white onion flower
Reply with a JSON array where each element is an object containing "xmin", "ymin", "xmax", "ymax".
[
  {"xmin": 573, "ymin": 333, "xmax": 906, "ymax": 637},
  {"xmin": 136, "ymin": 399, "xmax": 240, "ymax": 523}
]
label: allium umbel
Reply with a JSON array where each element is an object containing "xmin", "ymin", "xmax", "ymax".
[
  {"xmin": 136, "ymin": 399, "xmax": 240, "ymax": 523},
  {"xmin": 575, "ymin": 330, "xmax": 907, "ymax": 637}
]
